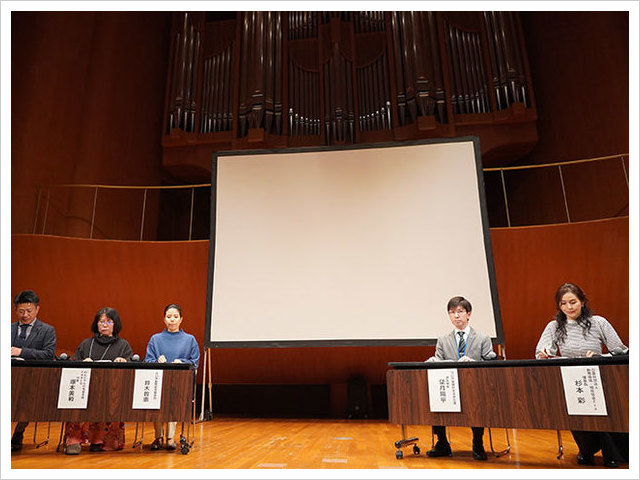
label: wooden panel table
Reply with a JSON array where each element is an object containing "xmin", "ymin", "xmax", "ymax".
[
  {"xmin": 11, "ymin": 359, "xmax": 195, "ymax": 423},
  {"xmin": 387, "ymin": 356, "xmax": 628, "ymax": 432}
]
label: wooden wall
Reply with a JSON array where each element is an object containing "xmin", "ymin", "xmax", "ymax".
[
  {"xmin": 9, "ymin": 11, "xmax": 631, "ymax": 415},
  {"xmin": 11, "ymin": 217, "xmax": 628, "ymax": 391},
  {"xmin": 11, "ymin": 12, "xmax": 629, "ymax": 241},
  {"xmin": 491, "ymin": 218, "xmax": 629, "ymax": 360},
  {"xmin": 11, "ymin": 12, "xmax": 172, "ymax": 237},
  {"xmin": 520, "ymin": 11, "xmax": 629, "ymax": 164}
]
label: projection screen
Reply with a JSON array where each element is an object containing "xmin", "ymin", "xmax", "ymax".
[{"xmin": 205, "ymin": 138, "xmax": 503, "ymax": 347}]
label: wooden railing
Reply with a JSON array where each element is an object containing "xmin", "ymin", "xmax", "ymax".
[
  {"xmin": 31, "ymin": 153, "xmax": 629, "ymax": 240},
  {"xmin": 485, "ymin": 153, "xmax": 629, "ymax": 227},
  {"xmin": 31, "ymin": 183, "xmax": 211, "ymax": 241}
]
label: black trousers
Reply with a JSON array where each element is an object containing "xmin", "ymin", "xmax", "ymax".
[
  {"xmin": 433, "ymin": 425, "xmax": 485, "ymax": 447},
  {"xmin": 12, "ymin": 422, "xmax": 29, "ymax": 437},
  {"xmin": 571, "ymin": 430, "xmax": 629, "ymax": 462}
]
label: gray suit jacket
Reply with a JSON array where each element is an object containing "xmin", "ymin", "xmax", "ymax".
[
  {"xmin": 433, "ymin": 326, "xmax": 496, "ymax": 361},
  {"xmin": 11, "ymin": 319, "xmax": 57, "ymax": 360}
]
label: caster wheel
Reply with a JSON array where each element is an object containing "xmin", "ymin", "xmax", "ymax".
[
  {"xmin": 181, "ymin": 445, "xmax": 190, "ymax": 455},
  {"xmin": 395, "ymin": 450, "xmax": 403, "ymax": 460},
  {"xmin": 413, "ymin": 445, "xmax": 421, "ymax": 455},
  {"xmin": 394, "ymin": 441, "xmax": 402, "ymax": 449}
]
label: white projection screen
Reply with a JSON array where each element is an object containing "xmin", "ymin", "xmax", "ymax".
[{"xmin": 205, "ymin": 138, "xmax": 503, "ymax": 347}]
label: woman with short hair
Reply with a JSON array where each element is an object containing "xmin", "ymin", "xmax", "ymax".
[{"xmin": 64, "ymin": 307, "xmax": 133, "ymax": 455}]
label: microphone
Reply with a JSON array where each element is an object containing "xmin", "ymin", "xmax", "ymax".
[
  {"xmin": 131, "ymin": 354, "xmax": 140, "ymax": 362},
  {"xmin": 58, "ymin": 352, "xmax": 69, "ymax": 360}
]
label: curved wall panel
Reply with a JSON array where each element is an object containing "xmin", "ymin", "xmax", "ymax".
[{"xmin": 10, "ymin": 217, "xmax": 628, "ymax": 387}]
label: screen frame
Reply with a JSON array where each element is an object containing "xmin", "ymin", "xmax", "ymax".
[{"xmin": 204, "ymin": 136, "xmax": 504, "ymax": 348}]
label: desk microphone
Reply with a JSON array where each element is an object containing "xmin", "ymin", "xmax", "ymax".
[{"xmin": 131, "ymin": 354, "xmax": 140, "ymax": 362}]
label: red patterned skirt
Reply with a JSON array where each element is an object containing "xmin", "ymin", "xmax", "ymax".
[{"xmin": 64, "ymin": 421, "xmax": 125, "ymax": 450}]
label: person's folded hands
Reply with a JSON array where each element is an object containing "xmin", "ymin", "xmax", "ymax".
[{"xmin": 458, "ymin": 355, "xmax": 475, "ymax": 362}]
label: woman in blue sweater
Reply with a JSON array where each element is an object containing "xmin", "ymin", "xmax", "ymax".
[{"xmin": 145, "ymin": 303, "xmax": 200, "ymax": 450}]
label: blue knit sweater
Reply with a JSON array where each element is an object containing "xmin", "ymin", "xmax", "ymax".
[{"xmin": 144, "ymin": 329, "xmax": 200, "ymax": 368}]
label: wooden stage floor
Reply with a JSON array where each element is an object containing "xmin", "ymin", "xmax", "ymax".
[{"xmin": 10, "ymin": 417, "xmax": 629, "ymax": 471}]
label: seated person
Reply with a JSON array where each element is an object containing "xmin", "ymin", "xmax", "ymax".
[
  {"xmin": 63, "ymin": 307, "xmax": 133, "ymax": 455},
  {"xmin": 535, "ymin": 282, "xmax": 628, "ymax": 468},
  {"xmin": 425, "ymin": 296, "xmax": 496, "ymax": 461},
  {"xmin": 145, "ymin": 303, "xmax": 200, "ymax": 451},
  {"xmin": 11, "ymin": 289, "xmax": 57, "ymax": 452}
]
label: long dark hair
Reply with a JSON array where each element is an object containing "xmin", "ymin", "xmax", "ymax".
[{"xmin": 553, "ymin": 283, "xmax": 592, "ymax": 344}]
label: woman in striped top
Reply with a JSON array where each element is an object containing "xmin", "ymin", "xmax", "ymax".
[{"xmin": 534, "ymin": 283, "xmax": 628, "ymax": 468}]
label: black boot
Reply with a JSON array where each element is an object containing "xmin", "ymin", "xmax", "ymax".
[
  {"xmin": 11, "ymin": 430, "xmax": 24, "ymax": 452},
  {"xmin": 426, "ymin": 441, "xmax": 452, "ymax": 457}
]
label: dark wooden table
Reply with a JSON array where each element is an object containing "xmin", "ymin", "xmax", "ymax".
[
  {"xmin": 387, "ymin": 356, "xmax": 628, "ymax": 432},
  {"xmin": 11, "ymin": 360, "xmax": 195, "ymax": 423}
]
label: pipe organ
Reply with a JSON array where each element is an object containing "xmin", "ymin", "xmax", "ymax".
[{"xmin": 162, "ymin": 11, "xmax": 537, "ymax": 179}]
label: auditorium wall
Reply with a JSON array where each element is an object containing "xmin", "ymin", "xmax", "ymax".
[
  {"xmin": 10, "ymin": 11, "xmax": 630, "ymax": 416},
  {"xmin": 11, "ymin": 12, "xmax": 630, "ymax": 240},
  {"xmin": 10, "ymin": 217, "xmax": 629, "ymax": 412},
  {"xmin": 11, "ymin": 11, "xmax": 172, "ymax": 237},
  {"xmin": 520, "ymin": 11, "xmax": 628, "ymax": 164}
]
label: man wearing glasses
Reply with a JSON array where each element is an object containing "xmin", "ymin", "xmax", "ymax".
[
  {"xmin": 424, "ymin": 296, "xmax": 496, "ymax": 461},
  {"xmin": 11, "ymin": 289, "xmax": 57, "ymax": 451}
]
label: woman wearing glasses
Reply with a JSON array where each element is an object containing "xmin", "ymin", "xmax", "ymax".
[{"xmin": 63, "ymin": 307, "xmax": 133, "ymax": 455}]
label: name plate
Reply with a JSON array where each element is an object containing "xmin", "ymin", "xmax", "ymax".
[
  {"xmin": 132, "ymin": 369, "xmax": 163, "ymax": 409},
  {"xmin": 427, "ymin": 368, "xmax": 461, "ymax": 412},
  {"xmin": 57, "ymin": 368, "xmax": 91, "ymax": 409},
  {"xmin": 560, "ymin": 365, "xmax": 608, "ymax": 416}
]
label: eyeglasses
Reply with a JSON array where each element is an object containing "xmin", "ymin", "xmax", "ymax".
[{"xmin": 98, "ymin": 319, "xmax": 114, "ymax": 325}]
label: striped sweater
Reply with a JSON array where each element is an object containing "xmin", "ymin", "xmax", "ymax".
[{"xmin": 535, "ymin": 315, "xmax": 626, "ymax": 358}]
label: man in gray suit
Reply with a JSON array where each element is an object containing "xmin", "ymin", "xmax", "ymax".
[
  {"xmin": 11, "ymin": 289, "xmax": 57, "ymax": 451},
  {"xmin": 425, "ymin": 296, "xmax": 496, "ymax": 461}
]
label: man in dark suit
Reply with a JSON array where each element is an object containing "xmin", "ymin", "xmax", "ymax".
[
  {"xmin": 11, "ymin": 290, "xmax": 56, "ymax": 451},
  {"xmin": 425, "ymin": 296, "xmax": 496, "ymax": 461}
]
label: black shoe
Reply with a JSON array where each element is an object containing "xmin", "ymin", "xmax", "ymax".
[
  {"xmin": 603, "ymin": 458, "xmax": 619, "ymax": 468},
  {"xmin": 577, "ymin": 452, "xmax": 595, "ymax": 465},
  {"xmin": 472, "ymin": 446, "xmax": 488, "ymax": 461},
  {"xmin": 426, "ymin": 443, "xmax": 452, "ymax": 457},
  {"xmin": 89, "ymin": 443, "xmax": 104, "ymax": 452},
  {"xmin": 150, "ymin": 437, "xmax": 164, "ymax": 451},
  {"xmin": 11, "ymin": 430, "xmax": 24, "ymax": 452}
]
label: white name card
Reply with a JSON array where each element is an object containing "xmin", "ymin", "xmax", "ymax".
[
  {"xmin": 132, "ymin": 369, "xmax": 163, "ymax": 409},
  {"xmin": 427, "ymin": 368, "xmax": 461, "ymax": 412},
  {"xmin": 57, "ymin": 368, "xmax": 91, "ymax": 409},
  {"xmin": 560, "ymin": 365, "xmax": 608, "ymax": 416}
]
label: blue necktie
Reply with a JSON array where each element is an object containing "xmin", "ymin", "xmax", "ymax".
[
  {"xmin": 15, "ymin": 324, "xmax": 28, "ymax": 348},
  {"xmin": 457, "ymin": 331, "xmax": 466, "ymax": 357}
]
